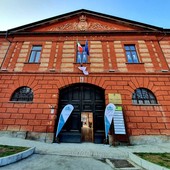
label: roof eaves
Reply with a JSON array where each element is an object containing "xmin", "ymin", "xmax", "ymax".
[
  {"xmin": 0, "ymin": 31, "xmax": 6, "ymax": 36},
  {"xmin": 7, "ymin": 30, "xmax": 167, "ymax": 37}
]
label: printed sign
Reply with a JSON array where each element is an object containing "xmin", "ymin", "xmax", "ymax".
[
  {"xmin": 108, "ymin": 93, "xmax": 122, "ymax": 104},
  {"xmin": 113, "ymin": 106, "xmax": 126, "ymax": 134}
]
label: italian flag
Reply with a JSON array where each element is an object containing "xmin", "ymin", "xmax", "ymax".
[{"xmin": 77, "ymin": 41, "xmax": 83, "ymax": 53}]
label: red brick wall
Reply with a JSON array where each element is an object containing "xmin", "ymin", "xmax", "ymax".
[
  {"xmin": 1, "ymin": 38, "xmax": 170, "ymax": 73},
  {"xmin": 0, "ymin": 73, "xmax": 169, "ymax": 136},
  {"xmin": 0, "ymin": 18, "xmax": 170, "ymax": 140},
  {"xmin": 0, "ymin": 39, "xmax": 10, "ymax": 68}
]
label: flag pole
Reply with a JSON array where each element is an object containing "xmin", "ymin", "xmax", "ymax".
[
  {"xmin": 80, "ymin": 53, "xmax": 83, "ymax": 67},
  {"xmin": 80, "ymin": 41, "xmax": 83, "ymax": 67}
]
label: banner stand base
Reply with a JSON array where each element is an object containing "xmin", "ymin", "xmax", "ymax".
[{"xmin": 55, "ymin": 137, "xmax": 60, "ymax": 143}]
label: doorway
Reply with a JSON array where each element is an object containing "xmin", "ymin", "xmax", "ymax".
[
  {"xmin": 81, "ymin": 112, "xmax": 93, "ymax": 142},
  {"xmin": 56, "ymin": 83, "xmax": 105, "ymax": 143}
]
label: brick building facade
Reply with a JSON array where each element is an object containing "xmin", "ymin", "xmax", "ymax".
[{"xmin": 0, "ymin": 9, "xmax": 170, "ymax": 144}]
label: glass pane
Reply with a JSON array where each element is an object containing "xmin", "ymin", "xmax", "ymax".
[
  {"xmin": 82, "ymin": 52, "xmax": 87, "ymax": 63},
  {"xmin": 132, "ymin": 99, "xmax": 137, "ymax": 104},
  {"xmin": 149, "ymin": 92, "xmax": 155, "ymax": 99},
  {"xmin": 133, "ymin": 56, "xmax": 139, "ymax": 63},
  {"xmin": 136, "ymin": 89, "xmax": 142, "ymax": 99},
  {"xmin": 130, "ymin": 45, "xmax": 135, "ymax": 50},
  {"xmin": 151, "ymin": 100, "xmax": 157, "ymax": 104},
  {"xmin": 132, "ymin": 51, "xmax": 139, "ymax": 63},
  {"xmin": 132, "ymin": 93, "xmax": 136, "ymax": 100},
  {"xmin": 32, "ymin": 46, "xmax": 42, "ymax": 50},
  {"xmin": 35, "ymin": 52, "xmax": 41, "ymax": 62},
  {"xmin": 144, "ymin": 100, "xmax": 150, "ymax": 104},
  {"xmin": 29, "ymin": 51, "xmax": 36, "ymax": 62},
  {"xmin": 77, "ymin": 53, "xmax": 82, "ymax": 63},
  {"xmin": 126, "ymin": 52, "xmax": 133, "ymax": 63},
  {"xmin": 125, "ymin": 46, "xmax": 130, "ymax": 50},
  {"xmin": 13, "ymin": 94, "xmax": 18, "ymax": 101},
  {"xmin": 138, "ymin": 100, "xmax": 143, "ymax": 104},
  {"xmin": 142, "ymin": 89, "xmax": 149, "ymax": 99}
]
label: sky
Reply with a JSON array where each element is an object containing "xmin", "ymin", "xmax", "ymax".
[{"xmin": 0, "ymin": 0, "xmax": 170, "ymax": 31}]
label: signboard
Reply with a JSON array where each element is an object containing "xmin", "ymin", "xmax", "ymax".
[
  {"xmin": 113, "ymin": 106, "xmax": 126, "ymax": 134},
  {"xmin": 108, "ymin": 93, "xmax": 122, "ymax": 104}
]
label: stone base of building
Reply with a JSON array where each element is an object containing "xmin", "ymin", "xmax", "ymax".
[
  {"xmin": 0, "ymin": 131, "xmax": 54, "ymax": 143},
  {"xmin": 0, "ymin": 131, "xmax": 170, "ymax": 145},
  {"xmin": 130, "ymin": 135, "xmax": 170, "ymax": 145}
]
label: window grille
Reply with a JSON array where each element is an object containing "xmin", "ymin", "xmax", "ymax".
[
  {"xmin": 132, "ymin": 88, "xmax": 157, "ymax": 104},
  {"xmin": 11, "ymin": 86, "xmax": 33, "ymax": 102}
]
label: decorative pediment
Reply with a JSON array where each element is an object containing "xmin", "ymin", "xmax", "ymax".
[
  {"xmin": 33, "ymin": 14, "xmax": 136, "ymax": 32},
  {"xmin": 48, "ymin": 15, "xmax": 117, "ymax": 31}
]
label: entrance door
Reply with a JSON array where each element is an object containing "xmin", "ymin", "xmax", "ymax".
[
  {"xmin": 81, "ymin": 112, "xmax": 93, "ymax": 142},
  {"xmin": 56, "ymin": 83, "xmax": 105, "ymax": 143}
]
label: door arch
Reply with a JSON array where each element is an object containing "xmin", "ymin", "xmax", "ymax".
[{"xmin": 55, "ymin": 83, "xmax": 105, "ymax": 143}]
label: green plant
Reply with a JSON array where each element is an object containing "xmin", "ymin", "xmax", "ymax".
[
  {"xmin": 0, "ymin": 145, "xmax": 29, "ymax": 157},
  {"xmin": 135, "ymin": 152, "xmax": 170, "ymax": 169}
]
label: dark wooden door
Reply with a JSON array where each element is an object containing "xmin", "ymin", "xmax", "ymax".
[{"xmin": 56, "ymin": 83, "xmax": 105, "ymax": 143}]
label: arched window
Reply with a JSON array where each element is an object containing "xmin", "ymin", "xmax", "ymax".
[
  {"xmin": 132, "ymin": 88, "xmax": 157, "ymax": 105},
  {"xmin": 11, "ymin": 86, "xmax": 33, "ymax": 102}
]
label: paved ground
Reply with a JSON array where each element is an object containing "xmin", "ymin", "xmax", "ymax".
[
  {"xmin": 0, "ymin": 154, "xmax": 114, "ymax": 170},
  {"xmin": 0, "ymin": 136, "xmax": 170, "ymax": 170}
]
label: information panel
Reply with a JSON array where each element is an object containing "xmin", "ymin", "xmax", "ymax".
[
  {"xmin": 113, "ymin": 106, "xmax": 126, "ymax": 134},
  {"xmin": 108, "ymin": 93, "xmax": 122, "ymax": 104}
]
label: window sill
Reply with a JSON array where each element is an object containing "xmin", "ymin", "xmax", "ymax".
[
  {"xmin": 73, "ymin": 62, "xmax": 91, "ymax": 64},
  {"xmin": 126, "ymin": 62, "xmax": 144, "ymax": 64},
  {"xmin": 24, "ymin": 62, "xmax": 41, "ymax": 64},
  {"xmin": 9, "ymin": 101, "xmax": 33, "ymax": 104},
  {"xmin": 132, "ymin": 104, "xmax": 160, "ymax": 106}
]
